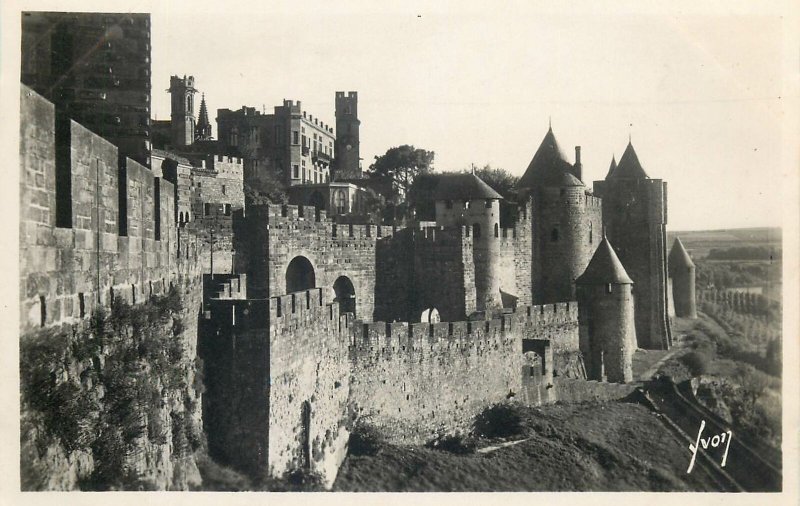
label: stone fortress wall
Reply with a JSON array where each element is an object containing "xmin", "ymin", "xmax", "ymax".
[
  {"xmin": 19, "ymin": 84, "xmax": 214, "ymax": 490},
  {"xmin": 20, "ymin": 80, "xmax": 681, "ymax": 489},
  {"xmin": 20, "ymin": 84, "xmax": 208, "ymax": 332}
]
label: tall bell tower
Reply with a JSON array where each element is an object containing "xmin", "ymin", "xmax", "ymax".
[
  {"xmin": 168, "ymin": 75, "xmax": 197, "ymax": 147},
  {"xmin": 334, "ymin": 91, "xmax": 361, "ymax": 180}
]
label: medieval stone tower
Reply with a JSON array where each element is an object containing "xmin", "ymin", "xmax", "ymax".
[
  {"xmin": 518, "ymin": 127, "xmax": 603, "ymax": 305},
  {"xmin": 334, "ymin": 91, "xmax": 361, "ymax": 179},
  {"xmin": 196, "ymin": 93, "xmax": 213, "ymax": 141},
  {"xmin": 593, "ymin": 142, "xmax": 672, "ymax": 350},
  {"xmin": 432, "ymin": 172, "xmax": 504, "ymax": 312},
  {"xmin": 668, "ymin": 237, "xmax": 697, "ymax": 318},
  {"xmin": 576, "ymin": 236, "xmax": 636, "ymax": 383},
  {"xmin": 169, "ymin": 75, "xmax": 197, "ymax": 147}
]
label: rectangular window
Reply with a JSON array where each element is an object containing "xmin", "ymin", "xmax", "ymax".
[
  {"xmin": 445, "ymin": 200, "xmax": 453, "ymax": 209},
  {"xmin": 222, "ymin": 184, "xmax": 226, "ymax": 195},
  {"xmin": 485, "ymin": 199, "xmax": 492, "ymax": 208},
  {"xmin": 293, "ymin": 165, "xmax": 299, "ymax": 179},
  {"xmin": 293, "ymin": 131, "xmax": 299, "ymax": 145},
  {"xmin": 55, "ymin": 112, "xmax": 73, "ymax": 228}
]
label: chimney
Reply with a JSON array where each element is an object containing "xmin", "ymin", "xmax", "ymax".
[{"xmin": 574, "ymin": 146, "xmax": 582, "ymax": 182}]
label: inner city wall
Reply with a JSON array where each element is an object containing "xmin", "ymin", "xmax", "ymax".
[{"xmin": 200, "ymin": 286, "xmax": 582, "ymax": 485}]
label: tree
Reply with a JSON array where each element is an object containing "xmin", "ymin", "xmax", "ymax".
[
  {"xmin": 367, "ymin": 145, "xmax": 435, "ymax": 202},
  {"xmin": 471, "ymin": 165, "xmax": 520, "ymax": 226},
  {"xmin": 472, "ymin": 165, "xmax": 519, "ymax": 201},
  {"xmin": 244, "ymin": 169, "xmax": 288, "ymax": 207}
]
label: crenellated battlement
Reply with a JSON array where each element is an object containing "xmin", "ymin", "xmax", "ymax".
[
  {"xmin": 19, "ymin": 84, "xmax": 209, "ymax": 330},
  {"xmin": 348, "ymin": 302, "xmax": 578, "ymax": 356},
  {"xmin": 584, "ymin": 194, "xmax": 603, "ymax": 208},
  {"xmin": 256, "ymin": 203, "xmax": 403, "ymax": 241},
  {"xmin": 266, "ymin": 288, "xmax": 353, "ymax": 337}
]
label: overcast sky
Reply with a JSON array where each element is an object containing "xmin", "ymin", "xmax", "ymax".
[{"xmin": 151, "ymin": 3, "xmax": 785, "ymax": 230}]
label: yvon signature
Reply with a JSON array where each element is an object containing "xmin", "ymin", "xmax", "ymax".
[{"xmin": 687, "ymin": 420, "xmax": 732, "ymax": 473}]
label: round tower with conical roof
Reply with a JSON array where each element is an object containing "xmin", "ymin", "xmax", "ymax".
[
  {"xmin": 668, "ymin": 237, "xmax": 697, "ymax": 318},
  {"xmin": 518, "ymin": 126, "xmax": 603, "ymax": 304},
  {"xmin": 432, "ymin": 172, "xmax": 504, "ymax": 312},
  {"xmin": 576, "ymin": 236, "xmax": 636, "ymax": 383},
  {"xmin": 593, "ymin": 140, "xmax": 672, "ymax": 350}
]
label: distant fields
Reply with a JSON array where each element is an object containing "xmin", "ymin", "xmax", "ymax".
[{"xmin": 668, "ymin": 227, "xmax": 781, "ymax": 259}]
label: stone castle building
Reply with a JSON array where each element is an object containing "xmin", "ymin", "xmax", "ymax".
[
  {"xmin": 216, "ymin": 100, "xmax": 336, "ymax": 186},
  {"xmin": 18, "ymin": 11, "xmax": 696, "ymax": 491},
  {"xmin": 21, "ymin": 12, "xmax": 153, "ymax": 167}
]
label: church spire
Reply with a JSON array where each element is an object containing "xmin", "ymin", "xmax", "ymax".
[{"xmin": 195, "ymin": 93, "xmax": 212, "ymax": 141}]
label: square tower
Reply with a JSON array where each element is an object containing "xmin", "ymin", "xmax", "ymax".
[
  {"xmin": 593, "ymin": 142, "xmax": 672, "ymax": 350},
  {"xmin": 21, "ymin": 12, "xmax": 152, "ymax": 167},
  {"xmin": 334, "ymin": 91, "xmax": 361, "ymax": 180},
  {"xmin": 168, "ymin": 75, "xmax": 197, "ymax": 147}
]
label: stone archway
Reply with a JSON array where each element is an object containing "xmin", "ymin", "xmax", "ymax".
[
  {"xmin": 286, "ymin": 256, "xmax": 316, "ymax": 293},
  {"xmin": 420, "ymin": 307, "xmax": 440, "ymax": 323},
  {"xmin": 333, "ymin": 276, "xmax": 356, "ymax": 317}
]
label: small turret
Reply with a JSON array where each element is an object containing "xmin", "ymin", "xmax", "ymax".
[
  {"xmin": 668, "ymin": 237, "xmax": 697, "ymax": 318},
  {"xmin": 606, "ymin": 155, "xmax": 617, "ymax": 178},
  {"xmin": 576, "ymin": 236, "xmax": 636, "ymax": 383},
  {"xmin": 196, "ymin": 93, "xmax": 213, "ymax": 141}
]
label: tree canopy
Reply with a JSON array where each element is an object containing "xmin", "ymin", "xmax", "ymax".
[
  {"xmin": 471, "ymin": 165, "xmax": 520, "ymax": 226},
  {"xmin": 472, "ymin": 165, "xmax": 519, "ymax": 201},
  {"xmin": 244, "ymin": 169, "xmax": 288, "ymax": 207},
  {"xmin": 367, "ymin": 145, "xmax": 435, "ymax": 201}
]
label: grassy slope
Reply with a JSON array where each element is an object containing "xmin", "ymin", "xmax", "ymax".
[{"xmin": 333, "ymin": 401, "xmax": 716, "ymax": 492}]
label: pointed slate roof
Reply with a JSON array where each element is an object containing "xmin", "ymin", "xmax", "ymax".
[
  {"xmin": 606, "ymin": 155, "xmax": 617, "ymax": 178},
  {"xmin": 518, "ymin": 127, "xmax": 580, "ymax": 189},
  {"xmin": 668, "ymin": 237, "xmax": 695, "ymax": 272},
  {"xmin": 197, "ymin": 94, "xmax": 210, "ymax": 128},
  {"xmin": 608, "ymin": 142, "xmax": 649, "ymax": 179},
  {"xmin": 429, "ymin": 172, "xmax": 503, "ymax": 201},
  {"xmin": 576, "ymin": 236, "xmax": 634, "ymax": 285}
]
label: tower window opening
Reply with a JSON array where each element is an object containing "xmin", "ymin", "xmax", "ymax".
[
  {"xmin": 485, "ymin": 199, "xmax": 492, "ymax": 208},
  {"xmin": 551, "ymin": 228, "xmax": 559, "ymax": 242},
  {"xmin": 472, "ymin": 223, "xmax": 481, "ymax": 239},
  {"xmin": 39, "ymin": 296, "xmax": 46, "ymax": 327},
  {"xmin": 606, "ymin": 284, "xmax": 613, "ymax": 294}
]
